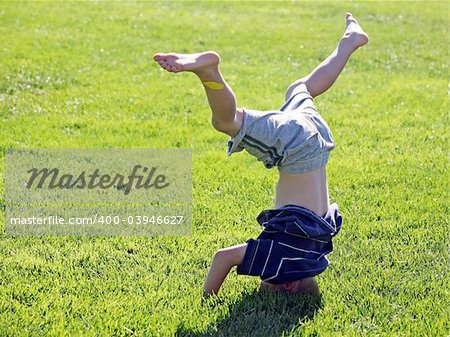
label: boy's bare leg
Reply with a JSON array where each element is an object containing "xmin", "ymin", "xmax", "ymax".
[
  {"xmin": 153, "ymin": 51, "xmax": 243, "ymax": 137},
  {"xmin": 285, "ymin": 12, "xmax": 369, "ymax": 99}
]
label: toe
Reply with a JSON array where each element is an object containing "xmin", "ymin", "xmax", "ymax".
[
  {"xmin": 153, "ymin": 53, "xmax": 166, "ymax": 61},
  {"xmin": 346, "ymin": 12, "xmax": 358, "ymax": 24}
]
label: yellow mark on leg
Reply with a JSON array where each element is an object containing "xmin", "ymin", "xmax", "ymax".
[{"xmin": 202, "ymin": 81, "xmax": 225, "ymax": 90}]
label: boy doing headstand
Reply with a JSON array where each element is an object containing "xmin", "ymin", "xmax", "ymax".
[{"xmin": 154, "ymin": 13, "xmax": 368, "ymax": 295}]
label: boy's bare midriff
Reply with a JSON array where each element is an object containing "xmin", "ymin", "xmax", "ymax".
[{"xmin": 275, "ymin": 167, "xmax": 329, "ymax": 216}]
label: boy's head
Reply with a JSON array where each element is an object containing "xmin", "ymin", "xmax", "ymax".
[{"xmin": 260, "ymin": 277, "xmax": 320, "ymax": 294}]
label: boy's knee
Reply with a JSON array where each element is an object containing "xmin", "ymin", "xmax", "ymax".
[
  {"xmin": 285, "ymin": 79, "xmax": 312, "ymax": 100},
  {"xmin": 211, "ymin": 111, "xmax": 243, "ymax": 137},
  {"xmin": 211, "ymin": 118, "xmax": 230, "ymax": 133},
  {"xmin": 285, "ymin": 81, "xmax": 302, "ymax": 100}
]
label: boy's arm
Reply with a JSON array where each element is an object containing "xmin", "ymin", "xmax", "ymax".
[{"xmin": 203, "ymin": 243, "xmax": 248, "ymax": 296}]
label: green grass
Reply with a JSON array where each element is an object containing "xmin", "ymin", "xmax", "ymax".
[{"xmin": 0, "ymin": 1, "xmax": 449, "ymax": 336}]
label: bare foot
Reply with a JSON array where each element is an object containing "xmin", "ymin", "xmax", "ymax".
[
  {"xmin": 343, "ymin": 12, "xmax": 369, "ymax": 50},
  {"xmin": 153, "ymin": 51, "xmax": 220, "ymax": 78}
]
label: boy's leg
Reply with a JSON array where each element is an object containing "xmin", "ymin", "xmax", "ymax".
[
  {"xmin": 153, "ymin": 51, "xmax": 243, "ymax": 137},
  {"xmin": 285, "ymin": 12, "xmax": 369, "ymax": 100}
]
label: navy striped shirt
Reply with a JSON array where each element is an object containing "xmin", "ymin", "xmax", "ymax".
[{"xmin": 237, "ymin": 203, "xmax": 342, "ymax": 284}]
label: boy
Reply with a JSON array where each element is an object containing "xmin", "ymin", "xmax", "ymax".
[{"xmin": 154, "ymin": 13, "xmax": 368, "ymax": 295}]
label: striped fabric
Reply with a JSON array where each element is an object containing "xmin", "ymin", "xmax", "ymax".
[
  {"xmin": 227, "ymin": 86, "xmax": 335, "ymax": 174},
  {"xmin": 237, "ymin": 203, "xmax": 342, "ymax": 284},
  {"xmin": 240, "ymin": 134, "xmax": 284, "ymax": 167}
]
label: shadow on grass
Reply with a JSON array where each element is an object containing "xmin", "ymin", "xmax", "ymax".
[{"xmin": 176, "ymin": 290, "xmax": 322, "ymax": 337}]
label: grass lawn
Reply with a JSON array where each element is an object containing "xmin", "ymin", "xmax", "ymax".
[{"xmin": 0, "ymin": 1, "xmax": 448, "ymax": 336}]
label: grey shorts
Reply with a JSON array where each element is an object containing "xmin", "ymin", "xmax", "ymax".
[{"xmin": 227, "ymin": 84, "xmax": 335, "ymax": 173}]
